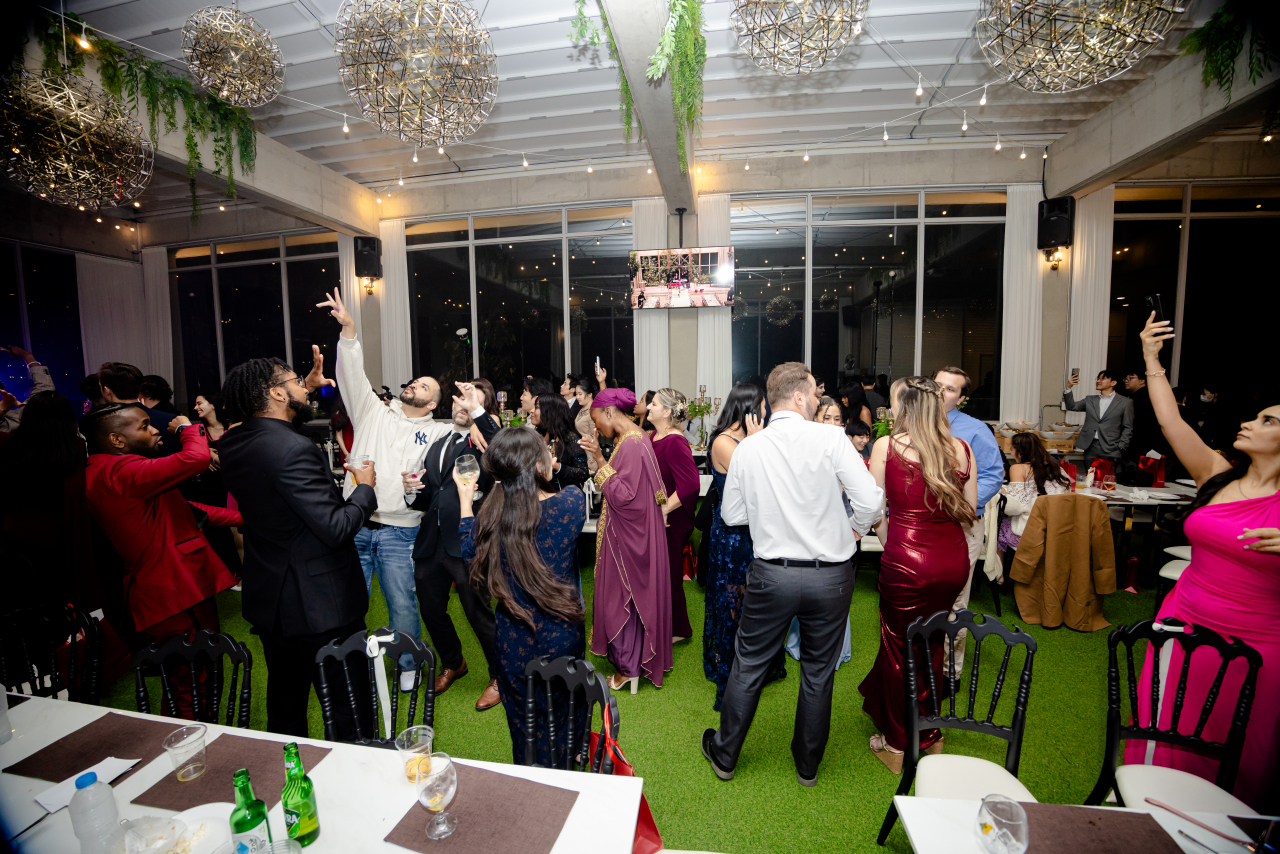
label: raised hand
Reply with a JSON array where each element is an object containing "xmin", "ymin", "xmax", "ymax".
[
  {"xmin": 744, "ymin": 413, "xmax": 764, "ymax": 436},
  {"xmin": 579, "ymin": 431, "xmax": 605, "ymax": 468},
  {"xmin": 1140, "ymin": 311, "xmax": 1174, "ymax": 359},
  {"xmin": 1, "ymin": 345, "xmax": 36, "ymax": 365},
  {"xmin": 0, "ymin": 389, "xmax": 16, "ymax": 416},
  {"xmin": 316, "ymin": 288, "xmax": 355, "ymax": 337},
  {"xmin": 168, "ymin": 415, "xmax": 192, "ymax": 433},
  {"xmin": 305, "ymin": 344, "xmax": 336, "ymax": 393},
  {"xmin": 452, "ymin": 381, "xmax": 483, "ymax": 414}
]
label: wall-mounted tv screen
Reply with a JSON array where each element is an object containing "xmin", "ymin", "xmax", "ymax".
[{"xmin": 628, "ymin": 246, "xmax": 734, "ymax": 308}]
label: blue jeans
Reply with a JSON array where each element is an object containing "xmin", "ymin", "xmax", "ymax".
[{"xmin": 354, "ymin": 525, "xmax": 421, "ymax": 671}]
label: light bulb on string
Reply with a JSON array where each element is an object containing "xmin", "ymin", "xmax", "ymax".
[
  {"xmin": 980, "ymin": 84, "xmax": 988, "ymax": 106},
  {"xmin": 78, "ymin": 22, "xmax": 90, "ymax": 50},
  {"xmin": 412, "ymin": 147, "xmax": 418, "ymax": 163},
  {"xmin": 522, "ymin": 153, "xmax": 528, "ymax": 167},
  {"xmin": 587, "ymin": 162, "xmax": 593, "ymax": 173},
  {"xmin": 994, "ymin": 133, "xmax": 1002, "ymax": 151},
  {"xmin": 398, "ymin": 169, "xmax": 403, "ymax": 186},
  {"xmin": 915, "ymin": 73, "xmax": 923, "ymax": 98},
  {"xmin": 438, "ymin": 146, "xmax": 444, "ymax": 155},
  {"xmin": 647, "ymin": 167, "xmax": 652, "ymax": 173},
  {"xmin": 883, "ymin": 123, "xmax": 888, "ymax": 141},
  {"xmin": 961, "ymin": 111, "xmax": 968, "ymax": 132},
  {"xmin": 342, "ymin": 114, "xmax": 349, "ymax": 134},
  {"xmin": 744, "ymin": 161, "xmax": 750, "ymax": 171},
  {"xmin": 1020, "ymin": 147, "xmax": 1026, "ymax": 159},
  {"xmin": 803, "ymin": 150, "xmax": 809, "ymax": 162},
  {"xmin": 1043, "ymin": 148, "xmax": 1048, "ymax": 159}
]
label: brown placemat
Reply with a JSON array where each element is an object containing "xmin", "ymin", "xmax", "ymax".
[
  {"xmin": 1229, "ymin": 816, "xmax": 1276, "ymax": 845},
  {"xmin": 1, "ymin": 712, "xmax": 178, "ymax": 784},
  {"xmin": 385, "ymin": 763, "xmax": 579, "ymax": 854},
  {"xmin": 1023, "ymin": 803, "xmax": 1183, "ymax": 854},
  {"xmin": 132, "ymin": 733, "xmax": 330, "ymax": 812}
]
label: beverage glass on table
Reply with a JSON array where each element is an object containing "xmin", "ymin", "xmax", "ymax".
[
  {"xmin": 395, "ymin": 725, "xmax": 435, "ymax": 783},
  {"xmin": 1101, "ymin": 474, "xmax": 1116, "ymax": 492},
  {"xmin": 974, "ymin": 793, "xmax": 1029, "ymax": 854},
  {"xmin": 162, "ymin": 724, "xmax": 207, "ymax": 782},
  {"xmin": 417, "ymin": 752, "xmax": 458, "ymax": 840},
  {"xmin": 455, "ymin": 454, "xmax": 481, "ymax": 501}
]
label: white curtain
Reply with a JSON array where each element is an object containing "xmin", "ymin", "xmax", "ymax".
[
  {"xmin": 76, "ymin": 254, "xmax": 150, "ymax": 375},
  {"xmin": 337, "ymin": 233, "xmax": 363, "ymax": 342},
  {"xmin": 633, "ymin": 197, "xmax": 667, "ymax": 251},
  {"xmin": 1065, "ymin": 185, "xmax": 1116, "ymax": 425},
  {"xmin": 634, "ymin": 311, "xmax": 670, "ymax": 394},
  {"xmin": 698, "ymin": 194, "xmax": 730, "ymax": 246},
  {"xmin": 378, "ymin": 219, "xmax": 412, "ymax": 385},
  {"xmin": 140, "ymin": 247, "xmax": 174, "ymax": 379},
  {"xmin": 696, "ymin": 307, "xmax": 732, "ymax": 405},
  {"xmin": 998, "ymin": 184, "xmax": 1043, "ymax": 424}
]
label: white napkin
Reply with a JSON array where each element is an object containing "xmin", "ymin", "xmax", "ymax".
[
  {"xmin": 365, "ymin": 632, "xmax": 397, "ymax": 740},
  {"xmin": 35, "ymin": 756, "xmax": 139, "ymax": 813}
]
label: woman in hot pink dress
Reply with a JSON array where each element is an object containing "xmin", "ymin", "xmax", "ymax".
[{"xmin": 1126, "ymin": 315, "xmax": 1280, "ymax": 811}]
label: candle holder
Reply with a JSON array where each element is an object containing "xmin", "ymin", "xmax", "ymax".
[{"xmin": 687, "ymin": 393, "xmax": 717, "ymax": 452}]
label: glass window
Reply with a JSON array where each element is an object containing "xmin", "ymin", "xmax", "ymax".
[
  {"xmin": 1115, "ymin": 186, "xmax": 1183, "ymax": 214},
  {"xmin": 475, "ymin": 240, "xmax": 564, "ymax": 393},
  {"xmin": 173, "ymin": 269, "xmax": 221, "ymax": 400},
  {"xmin": 921, "ymin": 223, "xmax": 1004, "ymax": 421},
  {"xmin": 406, "ymin": 219, "xmax": 469, "ymax": 246},
  {"xmin": 215, "ymin": 237, "xmax": 279, "ymax": 264},
  {"xmin": 473, "ymin": 211, "xmax": 561, "ymax": 240},
  {"xmin": 729, "ymin": 228, "xmax": 804, "ymax": 385},
  {"xmin": 568, "ymin": 206, "xmax": 632, "ymax": 233},
  {"xmin": 570, "ymin": 233, "xmax": 634, "ymax": 389},
  {"xmin": 731, "ymin": 197, "xmax": 806, "ymax": 226},
  {"xmin": 21, "ymin": 247, "xmax": 85, "ymax": 403},
  {"xmin": 408, "ymin": 246, "xmax": 473, "ymax": 391},
  {"xmin": 1105, "ymin": 221, "xmax": 1182, "ymax": 376},
  {"xmin": 813, "ymin": 194, "xmax": 918, "ymax": 222},
  {"xmin": 285, "ymin": 257, "xmax": 341, "ymax": 414},
  {"xmin": 217, "ymin": 262, "xmax": 286, "ymax": 369},
  {"xmin": 925, "ymin": 192, "xmax": 1006, "ymax": 218},
  {"xmin": 1190, "ymin": 183, "xmax": 1280, "ymax": 213},
  {"xmin": 284, "ymin": 232, "xmax": 338, "ymax": 257},
  {"xmin": 169, "ymin": 244, "xmax": 211, "ymax": 269},
  {"xmin": 0, "ymin": 243, "xmax": 30, "ymax": 401}
]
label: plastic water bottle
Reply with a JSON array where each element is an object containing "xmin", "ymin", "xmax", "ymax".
[
  {"xmin": 69, "ymin": 772, "xmax": 119, "ymax": 854},
  {"xmin": 0, "ymin": 685, "xmax": 12, "ymax": 745}
]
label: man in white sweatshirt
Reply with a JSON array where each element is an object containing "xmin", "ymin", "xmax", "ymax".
[{"xmin": 319, "ymin": 289, "xmax": 486, "ymax": 689}]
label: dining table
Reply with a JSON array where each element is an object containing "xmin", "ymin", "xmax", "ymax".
[
  {"xmin": 1072, "ymin": 480, "xmax": 1197, "ymax": 585},
  {"xmin": 0, "ymin": 694, "xmax": 643, "ymax": 854}
]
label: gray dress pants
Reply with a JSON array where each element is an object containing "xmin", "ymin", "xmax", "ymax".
[{"xmin": 709, "ymin": 558, "xmax": 855, "ymax": 779}]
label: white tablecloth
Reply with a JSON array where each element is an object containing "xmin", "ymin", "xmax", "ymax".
[{"xmin": 1, "ymin": 695, "xmax": 642, "ymax": 854}]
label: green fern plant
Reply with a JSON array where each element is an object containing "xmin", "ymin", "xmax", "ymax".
[
  {"xmin": 646, "ymin": 0, "xmax": 706, "ymax": 170},
  {"xmin": 569, "ymin": 1, "xmax": 640, "ymax": 143},
  {"xmin": 1179, "ymin": 0, "xmax": 1280, "ymax": 141}
]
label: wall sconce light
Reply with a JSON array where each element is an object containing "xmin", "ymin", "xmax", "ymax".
[
  {"xmin": 363, "ymin": 276, "xmax": 378, "ymax": 295},
  {"xmin": 1043, "ymin": 248, "xmax": 1063, "ymax": 270}
]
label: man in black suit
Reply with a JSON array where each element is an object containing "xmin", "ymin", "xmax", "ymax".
[
  {"xmin": 406, "ymin": 392, "xmax": 502, "ymax": 710},
  {"xmin": 219, "ymin": 355, "xmax": 377, "ymax": 740}
]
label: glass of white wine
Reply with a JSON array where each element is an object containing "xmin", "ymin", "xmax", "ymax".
[
  {"xmin": 417, "ymin": 752, "xmax": 458, "ymax": 840},
  {"xmin": 455, "ymin": 454, "xmax": 481, "ymax": 501}
]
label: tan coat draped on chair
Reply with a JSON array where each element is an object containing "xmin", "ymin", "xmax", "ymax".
[{"xmin": 1009, "ymin": 493, "xmax": 1117, "ymax": 631}]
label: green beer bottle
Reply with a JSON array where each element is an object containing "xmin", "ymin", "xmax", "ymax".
[
  {"xmin": 282, "ymin": 743, "xmax": 320, "ymax": 846},
  {"xmin": 229, "ymin": 768, "xmax": 272, "ymax": 853}
]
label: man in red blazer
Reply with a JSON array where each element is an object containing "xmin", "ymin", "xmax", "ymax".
[{"xmin": 84, "ymin": 403, "xmax": 241, "ymax": 716}]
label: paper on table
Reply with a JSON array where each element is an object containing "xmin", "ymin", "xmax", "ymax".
[{"xmin": 35, "ymin": 756, "xmax": 139, "ymax": 813}]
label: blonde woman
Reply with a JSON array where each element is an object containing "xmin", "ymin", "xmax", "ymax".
[
  {"xmin": 648, "ymin": 388, "xmax": 701, "ymax": 641},
  {"xmin": 859, "ymin": 376, "xmax": 977, "ymax": 773}
]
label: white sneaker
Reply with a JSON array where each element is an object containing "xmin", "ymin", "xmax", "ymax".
[{"xmin": 400, "ymin": 670, "xmax": 419, "ymax": 693}]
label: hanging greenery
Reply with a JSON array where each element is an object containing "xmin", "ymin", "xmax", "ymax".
[
  {"xmin": 646, "ymin": 0, "xmax": 706, "ymax": 170},
  {"xmin": 31, "ymin": 11, "xmax": 257, "ymax": 219},
  {"xmin": 569, "ymin": 0, "xmax": 640, "ymax": 143},
  {"xmin": 1179, "ymin": 0, "xmax": 1280, "ymax": 141}
]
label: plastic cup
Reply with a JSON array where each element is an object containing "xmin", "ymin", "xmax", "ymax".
[
  {"xmin": 395, "ymin": 725, "xmax": 434, "ymax": 783},
  {"xmin": 162, "ymin": 725, "xmax": 207, "ymax": 782},
  {"xmin": 269, "ymin": 842, "xmax": 302, "ymax": 854}
]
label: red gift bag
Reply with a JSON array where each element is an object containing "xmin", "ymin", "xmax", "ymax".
[
  {"xmin": 1088, "ymin": 458, "xmax": 1115, "ymax": 484},
  {"xmin": 1061, "ymin": 461, "xmax": 1078, "ymax": 492},
  {"xmin": 1138, "ymin": 455, "xmax": 1166, "ymax": 487},
  {"xmin": 588, "ymin": 698, "xmax": 662, "ymax": 854},
  {"xmin": 681, "ymin": 541, "xmax": 697, "ymax": 582}
]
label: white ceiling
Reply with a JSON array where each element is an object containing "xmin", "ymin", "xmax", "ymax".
[{"xmin": 67, "ymin": 0, "xmax": 1214, "ymax": 217}]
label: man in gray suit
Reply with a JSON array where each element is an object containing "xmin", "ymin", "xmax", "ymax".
[{"xmin": 1064, "ymin": 369, "xmax": 1133, "ymax": 468}]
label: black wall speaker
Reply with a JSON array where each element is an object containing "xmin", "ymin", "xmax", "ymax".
[
  {"xmin": 1037, "ymin": 196, "xmax": 1075, "ymax": 250},
  {"xmin": 354, "ymin": 236, "xmax": 382, "ymax": 279},
  {"xmin": 842, "ymin": 304, "xmax": 857, "ymax": 327}
]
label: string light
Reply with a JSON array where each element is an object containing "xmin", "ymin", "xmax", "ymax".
[
  {"xmin": 1020, "ymin": 146, "xmax": 1026, "ymax": 159},
  {"xmin": 915, "ymin": 73, "xmax": 923, "ymax": 97},
  {"xmin": 744, "ymin": 160, "xmax": 750, "ymax": 170},
  {"xmin": 521, "ymin": 153, "xmax": 528, "ymax": 167},
  {"xmin": 219, "ymin": 204, "xmax": 225, "ymax": 210},
  {"xmin": 961, "ymin": 111, "xmax": 968, "ymax": 132},
  {"xmin": 803, "ymin": 150, "xmax": 809, "ymax": 161},
  {"xmin": 647, "ymin": 167, "xmax": 652, "ymax": 173},
  {"xmin": 1266, "ymin": 135, "xmax": 1274, "ymax": 143},
  {"xmin": 398, "ymin": 169, "xmax": 403, "ymax": 185},
  {"xmin": 78, "ymin": 22, "xmax": 90, "ymax": 50},
  {"xmin": 883, "ymin": 122, "xmax": 888, "ymax": 141},
  {"xmin": 95, "ymin": 216, "xmax": 102, "ymax": 222},
  {"xmin": 133, "ymin": 201, "xmax": 141, "ymax": 208},
  {"xmin": 1043, "ymin": 148, "xmax": 1048, "ymax": 159},
  {"xmin": 438, "ymin": 146, "xmax": 444, "ymax": 154},
  {"xmin": 412, "ymin": 147, "xmax": 418, "ymax": 162},
  {"xmin": 587, "ymin": 162, "xmax": 592, "ymax": 172},
  {"xmin": 696, "ymin": 165, "xmax": 702, "ymax": 173},
  {"xmin": 342, "ymin": 114, "xmax": 349, "ymax": 133},
  {"xmin": 994, "ymin": 133, "xmax": 1002, "ymax": 151},
  {"xmin": 980, "ymin": 83, "xmax": 988, "ymax": 106}
]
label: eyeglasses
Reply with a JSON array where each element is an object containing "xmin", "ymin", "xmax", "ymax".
[{"xmin": 272, "ymin": 375, "xmax": 305, "ymax": 389}]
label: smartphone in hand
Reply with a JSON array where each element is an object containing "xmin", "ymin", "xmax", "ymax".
[{"xmin": 1145, "ymin": 294, "xmax": 1167, "ymax": 324}]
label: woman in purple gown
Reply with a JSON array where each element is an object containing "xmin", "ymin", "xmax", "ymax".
[
  {"xmin": 579, "ymin": 388, "xmax": 673, "ymax": 692},
  {"xmin": 859, "ymin": 377, "xmax": 977, "ymax": 774},
  {"xmin": 647, "ymin": 388, "xmax": 700, "ymax": 641}
]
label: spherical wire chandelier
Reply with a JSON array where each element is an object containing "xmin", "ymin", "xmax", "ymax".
[
  {"xmin": 730, "ymin": 0, "xmax": 870, "ymax": 76},
  {"xmin": 978, "ymin": 0, "xmax": 1186, "ymax": 93},
  {"xmin": 182, "ymin": 5, "xmax": 284, "ymax": 107},
  {"xmin": 335, "ymin": 0, "xmax": 498, "ymax": 147},
  {"xmin": 0, "ymin": 70, "xmax": 153, "ymax": 210}
]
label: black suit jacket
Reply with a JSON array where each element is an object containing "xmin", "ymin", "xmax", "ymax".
[
  {"xmin": 410, "ymin": 414, "xmax": 501, "ymax": 560},
  {"xmin": 219, "ymin": 417, "xmax": 376, "ymax": 636}
]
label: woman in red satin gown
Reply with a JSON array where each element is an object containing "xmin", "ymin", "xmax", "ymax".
[{"xmin": 859, "ymin": 376, "xmax": 977, "ymax": 773}]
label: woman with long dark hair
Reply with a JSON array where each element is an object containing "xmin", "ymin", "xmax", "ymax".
[
  {"xmin": 458, "ymin": 427, "xmax": 587, "ymax": 766},
  {"xmin": 997, "ymin": 432, "xmax": 1071, "ymax": 555},
  {"xmin": 647, "ymin": 388, "xmax": 699, "ymax": 642},
  {"xmin": 635, "ymin": 390, "xmax": 656, "ymax": 433},
  {"xmin": 531, "ymin": 393, "xmax": 589, "ymax": 491},
  {"xmin": 837, "ymin": 383, "xmax": 874, "ymax": 428},
  {"xmin": 1124, "ymin": 315, "xmax": 1280, "ymax": 811}
]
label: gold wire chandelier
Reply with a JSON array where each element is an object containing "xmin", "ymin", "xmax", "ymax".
[
  {"xmin": 978, "ymin": 0, "xmax": 1186, "ymax": 93},
  {"xmin": 0, "ymin": 70, "xmax": 153, "ymax": 210},
  {"xmin": 730, "ymin": 0, "xmax": 870, "ymax": 76},
  {"xmin": 182, "ymin": 5, "xmax": 285, "ymax": 107},
  {"xmin": 335, "ymin": 0, "xmax": 498, "ymax": 147}
]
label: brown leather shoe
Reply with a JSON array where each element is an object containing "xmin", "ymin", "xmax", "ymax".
[
  {"xmin": 475, "ymin": 678, "xmax": 501, "ymax": 711},
  {"xmin": 434, "ymin": 659, "xmax": 469, "ymax": 696}
]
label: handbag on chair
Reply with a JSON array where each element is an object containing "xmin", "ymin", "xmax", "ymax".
[{"xmin": 587, "ymin": 697, "xmax": 662, "ymax": 854}]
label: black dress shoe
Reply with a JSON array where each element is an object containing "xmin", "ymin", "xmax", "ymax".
[
  {"xmin": 701, "ymin": 728, "xmax": 734, "ymax": 781},
  {"xmin": 797, "ymin": 771, "xmax": 817, "ymax": 787}
]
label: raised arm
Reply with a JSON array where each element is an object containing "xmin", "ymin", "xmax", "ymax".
[
  {"xmin": 109, "ymin": 421, "xmax": 211, "ymax": 499},
  {"xmin": 1061, "ymin": 389, "xmax": 1087, "ymax": 412},
  {"xmin": 1139, "ymin": 313, "xmax": 1229, "ymax": 485},
  {"xmin": 320, "ymin": 288, "xmax": 382, "ymax": 429}
]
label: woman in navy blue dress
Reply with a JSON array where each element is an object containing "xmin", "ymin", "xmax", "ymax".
[{"xmin": 458, "ymin": 427, "xmax": 587, "ymax": 766}]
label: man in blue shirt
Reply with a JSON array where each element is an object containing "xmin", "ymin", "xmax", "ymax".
[{"xmin": 934, "ymin": 367, "xmax": 1004, "ymax": 677}]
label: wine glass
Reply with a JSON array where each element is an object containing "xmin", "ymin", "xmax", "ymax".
[
  {"xmin": 455, "ymin": 454, "xmax": 481, "ymax": 501},
  {"xmin": 1101, "ymin": 473, "xmax": 1117, "ymax": 492},
  {"xmin": 403, "ymin": 455, "xmax": 424, "ymax": 499},
  {"xmin": 974, "ymin": 793, "xmax": 1029, "ymax": 854},
  {"xmin": 417, "ymin": 752, "xmax": 458, "ymax": 840}
]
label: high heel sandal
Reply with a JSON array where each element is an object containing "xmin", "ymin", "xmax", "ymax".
[
  {"xmin": 925, "ymin": 737, "xmax": 945, "ymax": 756},
  {"xmin": 608, "ymin": 673, "xmax": 639, "ymax": 694},
  {"xmin": 869, "ymin": 734, "xmax": 904, "ymax": 775}
]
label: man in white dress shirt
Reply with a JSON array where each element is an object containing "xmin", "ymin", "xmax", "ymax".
[{"xmin": 702, "ymin": 362, "xmax": 883, "ymax": 787}]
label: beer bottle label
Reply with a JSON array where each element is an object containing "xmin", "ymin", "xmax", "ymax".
[
  {"xmin": 232, "ymin": 823, "xmax": 270, "ymax": 853},
  {"xmin": 284, "ymin": 808, "xmax": 299, "ymax": 831}
]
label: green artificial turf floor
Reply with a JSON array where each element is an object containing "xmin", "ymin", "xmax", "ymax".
[{"xmin": 102, "ymin": 545, "xmax": 1162, "ymax": 854}]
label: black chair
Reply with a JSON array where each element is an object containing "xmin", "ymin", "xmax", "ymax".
[
  {"xmin": 1085, "ymin": 618, "xmax": 1262, "ymax": 812},
  {"xmin": 314, "ymin": 627, "xmax": 436, "ymax": 746},
  {"xmin": 521, "ymin": 656, "xmax": 617, "ymax": 772},
  {"xmin": 877, "ymin": 609, "xmax": 1037, "ymax": 845},
  {"xmin": 0, "ymin": 605, "xmax": 104, "ymax": 705},
  {"xmin": 131, "ymin": 630, "xmax": 252, "ymax": 726}
]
